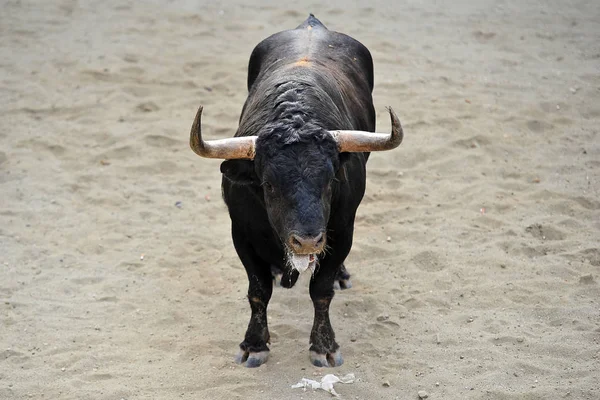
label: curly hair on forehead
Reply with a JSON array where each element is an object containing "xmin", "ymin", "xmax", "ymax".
[
  {"xmin": 235, "ymin": 69, "xmax": 355, "ymax": 138},
  {"xmin": 255, "ymin": 121, "xmax": 338, "ymax": 159}
]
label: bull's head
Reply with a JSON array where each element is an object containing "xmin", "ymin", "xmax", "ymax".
[{"xmin": 189, "ymin": 106, "xmax": 403, "ymax": 272}]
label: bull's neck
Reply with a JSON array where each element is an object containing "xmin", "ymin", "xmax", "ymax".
[
  {"xmin": 237, "ymin": 75, "xmax": 350, "ymax": 138},
  {"xmin": 270, "ymin": 81, "xmax": 314, "ymax": 125}
]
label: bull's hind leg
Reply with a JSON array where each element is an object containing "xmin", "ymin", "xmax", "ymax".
[
  {"xmin": 232, "ymin": 229, "xmax": 272, "ymax": 367},
  {"xmin": 308, "ymin": 267, "xmax": 343, "ymax": 367}
]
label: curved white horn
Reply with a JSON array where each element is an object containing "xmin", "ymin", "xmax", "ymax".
[
  {"xmin": 329, "ymin": 107, "xmax": 403, "ymax": 153},
  {"xmin": 190, "ymin": 106, "xmax": 257, "ymax": 160}
]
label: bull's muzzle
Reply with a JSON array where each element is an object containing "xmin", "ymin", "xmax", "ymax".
[{"xmin": 288, "ymin": 232, "xmax": 326, "ymax": 255}]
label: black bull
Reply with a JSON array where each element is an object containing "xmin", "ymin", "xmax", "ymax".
[{"xmin": 189, "ymin": 14, "xmax": 404, "ymax": 367}]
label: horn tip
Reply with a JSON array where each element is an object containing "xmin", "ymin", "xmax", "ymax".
[
  {"xmin": 385, "ymin": 106, "xmax": 400, "ymax": 127},
  {"xmin": 386, "ymin": 106, "xmax": 403, "ymax": 146}
]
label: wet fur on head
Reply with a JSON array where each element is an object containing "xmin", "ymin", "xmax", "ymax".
[{"xmin": 254, "ymin": 121, "xmax": 339, "ymax": 164}]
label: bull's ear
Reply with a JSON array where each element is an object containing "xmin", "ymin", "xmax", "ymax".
[{"xmin": 220, "ymin": 160, "xmax": 258, "ymax": 185}]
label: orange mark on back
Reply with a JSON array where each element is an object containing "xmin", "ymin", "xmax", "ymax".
[{"xmin": 295, "ymin": 56, "xmax": 311, "ymax": 67}]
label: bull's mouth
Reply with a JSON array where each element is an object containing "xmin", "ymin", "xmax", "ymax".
[{"xmin": 288, "ymin": 252, "xmax": 318, "ymax": 274}]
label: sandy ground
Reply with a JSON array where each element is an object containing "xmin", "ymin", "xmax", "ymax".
[{"xmin": 1, "ymin": 0, "xmax": 599, "ymax": 399}]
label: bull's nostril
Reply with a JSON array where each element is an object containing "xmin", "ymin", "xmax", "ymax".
[
  {"xmin": 315, "ymin": 233, "xmax": 324, "ymax": 246},
  {"xmin": 292, "ymin": 236, "xmax": 302, "ymax": 249},
  {"xmin": 290, "ymin": 233, "xmax": 325, "ymax": 252}
]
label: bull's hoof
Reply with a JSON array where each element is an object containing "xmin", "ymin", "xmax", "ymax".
[
  {"xmin": 333, "ymin": 278, "xmax": 352, "ymax": 290},
  {"xmin": 271, "ymin": 268, "xmax": 283, "ymax": 287},
  {"xmin": 235, "ymin": 349, "xmax": 269, "ymax": 368},
  {"xmin": 334, "ymin": 264, "xmax": 352, "ymax": 290},
  {"xmin": 309, "ymin": 350, "xmax": 343, "ymax": 367}
]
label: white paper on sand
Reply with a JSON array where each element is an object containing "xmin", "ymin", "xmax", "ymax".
[{"xmin": 291, "ymin": 373, "xmax": 355, "ymax": 397}]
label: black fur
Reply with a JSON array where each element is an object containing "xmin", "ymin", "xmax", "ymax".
[{"xmin": 220, "ymin": 14, "xmax": 375, "ymax": 367}]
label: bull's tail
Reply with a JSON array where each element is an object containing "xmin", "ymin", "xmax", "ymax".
[{"xmin": 296, "ymin": 13, "xmax": 327, "ymax": 30}]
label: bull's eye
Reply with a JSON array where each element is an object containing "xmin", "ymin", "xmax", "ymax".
[{"xmin": 262, "ymin": 181, "xmax": 275, "ymax": 193}]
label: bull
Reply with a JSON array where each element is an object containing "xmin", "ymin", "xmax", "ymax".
[{"xmin": 189, "ymin": 14, "xmax": 403, "ymax": 367}]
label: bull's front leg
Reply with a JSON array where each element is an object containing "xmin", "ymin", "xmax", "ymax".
[
  {"xmin": 308, "ymin": 263, "xmax": 344, "ymax": 367},
  {"xmin": 232, "ymin": 228, "xmax": 272, "ymax": 368}
]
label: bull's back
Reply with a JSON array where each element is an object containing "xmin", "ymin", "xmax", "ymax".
[{"xmin": 247, "ymin": 15, "xmax": 374, "ymax": 95}]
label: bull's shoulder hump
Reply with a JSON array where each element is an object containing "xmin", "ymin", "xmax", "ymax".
[
  {"xmin": 250, "ymin": 28, "xmax": 370, "ymax": 63},
  {"xmin": 247, "ymin": 21, "xmax": 372, "ymax": 90},
  {"xmin": 295, "ymin": 14, "xmax": 328, "ymax": 30},
  {"xmin": 247, "ymin": 30, "xmax": 301, "ymax": 90}
]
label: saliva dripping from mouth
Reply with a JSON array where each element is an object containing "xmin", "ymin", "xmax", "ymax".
[{"xmin": 288, "ymin": 252, "xmax": 318, "ymax": 274}]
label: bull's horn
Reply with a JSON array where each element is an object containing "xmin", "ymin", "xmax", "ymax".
[
  {"xmin": 329, "ymin": 107, "xmax": 403, "ymax": 153},
  {"xmin": 190, "ymin": 106, "xmax": 257, "ymax": 160}
]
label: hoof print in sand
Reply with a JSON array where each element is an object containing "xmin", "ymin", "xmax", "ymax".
[
  {"xmin": 412, "ymin": 251, "xmax": 445, "ymax": 272},
  {"xmin": 525, "ymin": 223, "xmax": 565, "ymax": 241}
]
